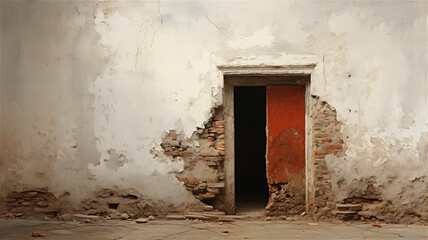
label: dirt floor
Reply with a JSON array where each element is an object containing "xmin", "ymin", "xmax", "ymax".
[{"xmin": 0, "ymin": 218, "xmax": 427, "ymax": 240}]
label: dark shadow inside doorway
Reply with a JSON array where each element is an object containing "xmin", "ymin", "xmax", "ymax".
[{"xmin": 234, "ymin": 86, "xmax": 268, "ymax": 213}]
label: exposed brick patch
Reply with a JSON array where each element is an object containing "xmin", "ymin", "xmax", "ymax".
[
  {"xmin": 3, "ymin": 189, "xmax": 60, "ymax": 219},
  {"xmin": 3, "ymin": 188, "xmax": 164, "ymax": 221},
  {"xmin": 311, "ymin": 97, "xmax": 346, "ymax": 216},
  {"xmin": 161, "ymin": 107, "xmax": 225, "ymax": 209}
]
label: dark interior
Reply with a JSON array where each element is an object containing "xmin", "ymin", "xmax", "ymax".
[{"xmin": 234, "ymin": 86, "xmax": 269, "ymax": 211}]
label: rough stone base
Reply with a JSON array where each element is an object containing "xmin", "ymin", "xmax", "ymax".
[
  {"xmin": 266, "ymin": 183, "xmax": 306, "ymax": 216},
  {"xmin": 76, "ymin": 189, "xmax": 161, "ymax": 220},
  {"xmin": 2, "ymin": 188, "xmax": 169, "ymax": 221}
]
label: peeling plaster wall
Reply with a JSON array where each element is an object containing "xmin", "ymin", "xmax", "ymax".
[
  {"xmin": 0, "ymin": 1, "xmax": 427, "ymax": 217},
  {"xmin": 0, "ymin": 1, "xmax": 104, "ymax": 206}
]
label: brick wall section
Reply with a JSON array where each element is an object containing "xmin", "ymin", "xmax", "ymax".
[
  {"xmin": 312, "ymin": 98, "xmax": 346, "ymax": 212},
  {"xmin": 4, "ymin": 188, "xmax": 161, "ymax": 220},
  {"xmin": 161, "ymin": 108, "xmax": 226, "ymax": 205},
  {"xmin": 4, "ymin": 189, "xmax": 60, "ymax": 218}
]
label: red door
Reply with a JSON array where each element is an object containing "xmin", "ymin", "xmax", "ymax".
[{"xmin": 266, "ymin": 85, "xmax": 305, "ymax": 206}]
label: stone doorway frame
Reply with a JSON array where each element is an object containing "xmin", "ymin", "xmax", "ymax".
[{"xmin": 213, "ymin": 55, "xmax": 323, "ymax": 214}]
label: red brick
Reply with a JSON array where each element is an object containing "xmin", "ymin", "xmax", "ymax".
[
  {"xmin": 7, "ymin": 192, "xmax": 23, "ymax": 198},
  {"xmin": 321, "ymin": 138, "xmax": 332, "ymax": 143},
  {"xmin": 23, "ymin": 192, "xmax": 38, "ymax": 198},
  {"xmin": 179, "ymin": 151, "xmax": 193, "ymax": 156},
  {"xmin": 188, "ymin": 180, "xmax": 199, "ymax": 185},
  {"xmin": 325, "ymin": 145, "xmax": 343, "ymax": 150},
  {"xmin": 209, "ymin": 127, "xmax": 224, "ymax": 134},
  {"xmin": 314, "ymin": 133, "xmax": 328, "ymax": 138},
  {"xmin": 216, "ymin": 145, "xmax": 225, "ymax": 151},
  {"xmin": 213, "ymin": 121, "xmax": 224, "ymax": 126},
  {"xmin": 314, "ymin": 150, "xmax": 330, "ymax": 156},
  {"xmin": 30, "ymin": 198, "xmax": 45, "ymax": 202},
  {"xmin": 201, "ymin": 193, "xmax": 216, "ymax": 199},
  {"xmin": 372, "ymin": 223, "xmax": 381, "ymax": 228}
]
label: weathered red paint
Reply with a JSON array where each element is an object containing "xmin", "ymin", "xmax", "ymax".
[{"xmin": 267, "ymin": 85, "xmax": 305, "ymax": 184}]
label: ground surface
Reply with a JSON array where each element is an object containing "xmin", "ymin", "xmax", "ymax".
[{"xmin": 0, "ymin": 219, "xmax": 427, "ymax": 240}]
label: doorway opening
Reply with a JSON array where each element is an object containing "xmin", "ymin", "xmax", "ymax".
[{"xmin": 234, "ymin": 86, "xmax": 269, "ymax": 212}]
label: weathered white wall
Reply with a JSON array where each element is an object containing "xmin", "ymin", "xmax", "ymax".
[
  {"xmin": 0, "ymin": 1, "xmax": 103, "ymax": 205},
  {"xmin": 1, "ymin": 1, "xmax": 427, "ymax": 214}
]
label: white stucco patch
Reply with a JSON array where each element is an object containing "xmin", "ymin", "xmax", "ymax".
[{"xmin": 228, "ymin": 27, "xmax": 274, "ymax": 49}]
